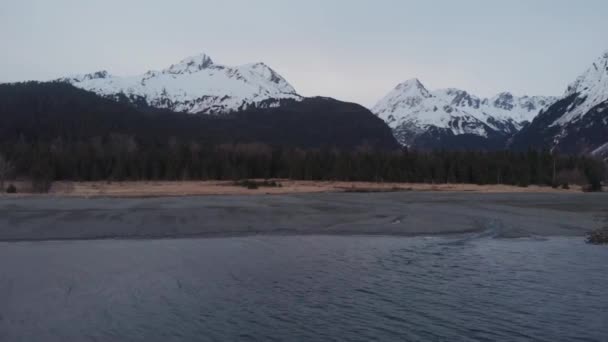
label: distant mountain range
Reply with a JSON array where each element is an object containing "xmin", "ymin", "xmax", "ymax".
[
  {"xmin": 372, "ymin": 51, "xmax": 608, "ymax": 156},
  {"xmin": 0, "ymin": 51, "xmax": 605, "ymax": 156},
  {"xmin": 371, "ymin": 79, "xmax": 556, "ymax": 150}
]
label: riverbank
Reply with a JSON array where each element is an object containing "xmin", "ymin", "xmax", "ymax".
[
  {"xmin": 0, "ymin": 192, "xmax": 605, "ymax": 241},
  {"xmin": 2, "ymin": 180, "xmax": 585, "ymax": 198}
]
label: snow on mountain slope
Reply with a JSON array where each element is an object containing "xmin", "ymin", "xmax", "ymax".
[
  {"xmin": 372, "ymin": 78, "xmax": 556, "ymax": 147},
  {"xmin": 510, "ymin": 50, "xmax": 608, "ymax": 155},
  {"xmin": 59, "ymin": 53, "xmax": 301, "ymax": 115},
  {"xmin": 552, "ymin": 51, "xmax": 608, "ymax": 127}
]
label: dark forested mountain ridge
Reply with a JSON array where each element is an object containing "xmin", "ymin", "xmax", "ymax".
[{"xmin": 0, "ymin": 82, "xmax": 399, "ymax": 150}]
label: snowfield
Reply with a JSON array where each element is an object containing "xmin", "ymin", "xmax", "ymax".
[
  {"xmin": 59, "ymin": 53, "xmax": 302, "ymax": 115},
  {"xmin": 372, "ymin": 78, "xmax": 556, "ymax": 145},
  {"xmin": 552, "ymin": 51, "xmax": 608, "ymax": 127}
]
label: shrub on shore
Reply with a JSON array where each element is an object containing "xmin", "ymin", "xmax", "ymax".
[
  {"xmin": 5, "ymin": 184, "xmax": 17, "ymax": 194},
  {"xmin": 234, "ymin": 180, "xmax": 282, "ymax": 190},
  {"xmin": 582, "ymin": 184, "xmax": 604, "ymax": 193}
]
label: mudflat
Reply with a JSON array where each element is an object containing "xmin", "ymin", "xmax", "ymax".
[{"xmin": 0, "ymin": 192, "xmax": 605, "ymax": 241}]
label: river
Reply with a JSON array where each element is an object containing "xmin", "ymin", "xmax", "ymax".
[{"xmin": 1, "ymin": 235, "xmax": 606, "ymax": 341}]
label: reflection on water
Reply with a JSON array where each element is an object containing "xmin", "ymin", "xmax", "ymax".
[{"xmin": 0, "ymin": 235, "xmax": 607, "ymax": 341}]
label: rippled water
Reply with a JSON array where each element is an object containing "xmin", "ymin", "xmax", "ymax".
[{"xmin": 1, "ymin": 235, "xmax": 607, "ymax": 341}]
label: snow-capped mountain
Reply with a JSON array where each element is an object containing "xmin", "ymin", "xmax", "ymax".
[
  {"xmin": 372, "ymin": 79, "xmax": 556, "ymax": 148},
  {"xmin": 554, "ymin": 51, "xmax": 608, "ymax": 127},
  {"xmin": 510, "ymin": 50, "xmax": 608, "ymax": 156},
  {"xmin": 59, "ymin": 53, "xmax": 301, "ymax": 115},
  {"xmin": 0, "ymin": 82, "xmax": 400, "ymax": 150}
]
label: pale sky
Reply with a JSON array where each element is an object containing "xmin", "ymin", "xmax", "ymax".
[{"xmin": 1, "ymin": 0, "xmax": 607, "ymax": 107}]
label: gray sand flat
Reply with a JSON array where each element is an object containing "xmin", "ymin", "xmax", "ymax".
[{"xmin": 0, "ymin": 192, "xmax": 606, "ymax": 241}]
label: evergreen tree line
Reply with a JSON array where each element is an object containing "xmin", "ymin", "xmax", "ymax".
[{"xmin": 0, "ymin": 135, "xmax": 605, "ymax": 192}]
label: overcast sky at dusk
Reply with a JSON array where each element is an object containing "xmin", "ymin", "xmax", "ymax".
[{"xmin": 1, "ymin": 0, "xmax": 607, "ymax": 106}]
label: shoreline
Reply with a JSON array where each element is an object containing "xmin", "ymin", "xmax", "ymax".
[
  {"xmin": 0, "ymin": 191, "xmax": 605, "ymax": 242},
  {"xmin": 2, "ymin": 180, "xmax": 585, "ymax": 198},
  {"xmin": 0, "ymin": 227, "xmax": 488, "ymax": 243}
]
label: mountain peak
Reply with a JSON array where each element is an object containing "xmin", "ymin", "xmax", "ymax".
[
  {"xmin": 59, "ymin": 53, "xmax": 301, "ymax": 115},
  {"xmin": 511, "ymin": 51, "xmax": 608, "ymax": 154},
  {"xmin": 494, "ymin": 91, "xmax": 513, "ymax": 98},
  {"xmin": 492, "ymin": 92, "xmax": 515, "ymax": 110},
  {"xmin": 397, "ymin": 78, "xmax": 424, "ymax": 88},
  {"xmin": 542, "ymin": 49, "xmax": 608, "ymax": 129},
  {"xmin": 394, "ymin": 78, "xmax": 430, "ymax": 97},
  {"xmin": 165, "ymin": 53, "xmax": 214, "ymax": 74},
  {"xmin": 372, "ymin": 79, "xmax": 558, "ymax": 147},
  {"xmin": 566, "ymin": 51, "xmax": 608, "ymax": 94},
  {"xmin": 60, "ymin": 70, "xmax": 111, "ymax": 83},
  {"xmin": 246, "ymin": 62, "xmax": 291, "ymax": 86}
]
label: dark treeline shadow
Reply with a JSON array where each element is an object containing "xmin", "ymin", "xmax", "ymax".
[
  {"xmin": 0, "ymin": 82, "xmax": 605, "ymax": 192},
  {"xmin": 0, "ymin": 139, "xmax": 604, "ymax": 192}
]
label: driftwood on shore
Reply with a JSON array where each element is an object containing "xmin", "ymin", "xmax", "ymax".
[{"xmin": 587, "ymin": 228, "xmax": 608, "ymax": 245}]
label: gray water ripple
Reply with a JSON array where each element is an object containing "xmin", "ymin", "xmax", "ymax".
[{"xmin": 0, "ymin": 236, "xmax": 607, "ymax": 341}]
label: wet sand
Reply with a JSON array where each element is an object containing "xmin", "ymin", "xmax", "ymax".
[{"xmin": 0, "ymin": 192, "xmax": 605, "ymax": 241}]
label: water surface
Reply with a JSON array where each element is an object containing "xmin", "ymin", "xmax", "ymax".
[{"xmin": 1, "ymin": 235, "xmax": 607, "ymax": 341}]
